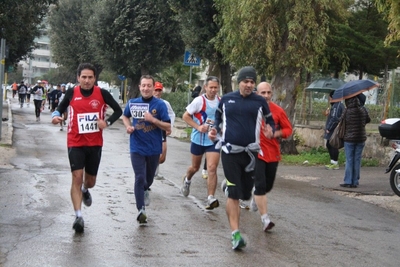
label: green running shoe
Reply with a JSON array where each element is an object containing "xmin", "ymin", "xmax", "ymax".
[{"xmin": 231, "ymin": 231, "xmax": 246, "ymax": 250}]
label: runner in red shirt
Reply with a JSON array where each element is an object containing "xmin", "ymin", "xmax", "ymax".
[
  {"xmin": 252, "ymin": 82, "xmax": 293, "ymax": 232},
  {"xmin": 51, "ymin": 63, "xmax": 122, "ymax": 233}
]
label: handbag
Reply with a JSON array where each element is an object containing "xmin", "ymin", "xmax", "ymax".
[{"xmin": 329, "ymin": 109, "xmax": 346, "ymax": 149}]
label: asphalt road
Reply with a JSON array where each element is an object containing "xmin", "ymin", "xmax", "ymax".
[{"xmin": 1, "ymin": 99, "xmax": 400, "ymax": 267}]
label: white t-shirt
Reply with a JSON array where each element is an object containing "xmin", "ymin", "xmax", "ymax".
[{"xmin": 162, "ymin": 99, "xmax": 175, "ymax": 127}]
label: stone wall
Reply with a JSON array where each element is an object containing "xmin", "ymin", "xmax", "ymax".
[{"xmin": 295, "ymin": 124, "xmax": 392, "ymax": 166}]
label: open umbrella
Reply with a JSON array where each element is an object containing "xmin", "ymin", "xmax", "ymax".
[
  {"xmin": 305, "ymin": 78, "xmax": 346, "ymax": 93},
  {"xmin": 331, "ymin": 79, "xmax": 379, "ymax": 102}
]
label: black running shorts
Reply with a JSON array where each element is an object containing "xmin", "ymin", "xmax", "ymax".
[
  {"xmin": 68, "ymin": 146, "xmax": 102, "ymax": 175},
  {"xmin": 253, "ymin": 159, "xmax": 279, "ymax": 195},
  {"xmin": 221, "ymin": 151, "xmax": 255, "ymax": 200}
]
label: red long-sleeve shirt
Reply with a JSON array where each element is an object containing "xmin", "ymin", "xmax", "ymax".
[{"xmin": 258, "ymin": 101, "xmax": 293, "ymax": 163}]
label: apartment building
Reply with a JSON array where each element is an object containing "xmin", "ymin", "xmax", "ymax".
[{"xmin": 20, "ymin": 27, "xmax": 58, "ymax": 84}]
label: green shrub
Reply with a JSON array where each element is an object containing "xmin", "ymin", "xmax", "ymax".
[{"xmin": 162, "ymin": 92, "xmax": 190, "ymax": 118}]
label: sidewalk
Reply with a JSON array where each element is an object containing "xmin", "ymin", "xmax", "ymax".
[{"xmin": 277, "ymin": 164, "xmax": 394, "ymax": 196}]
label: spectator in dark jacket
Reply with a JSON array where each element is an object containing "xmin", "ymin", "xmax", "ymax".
[
  {"xmin": 324, "ymin": 90, "xmax": 345, "ymax": 170},
  {"xmin": 340, "ymin": 95, "xmax": 371, "ymax": 188}
]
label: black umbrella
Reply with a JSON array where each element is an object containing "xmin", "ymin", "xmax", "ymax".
[
  {"xmin": 331, "ymin": 79, "xmax": 379, "ymax": 103},
  {"xmin": 305, "ymin": 78, "xmax": 346, "ymax": 93}
]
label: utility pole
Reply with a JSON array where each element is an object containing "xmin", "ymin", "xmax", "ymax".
[{"xmin": 0, "ymin": 32, "xmax": 6, "ymax": 140}]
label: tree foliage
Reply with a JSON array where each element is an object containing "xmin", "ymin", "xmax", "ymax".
[
  {"xmin": 0, "ymin": 0, "xmax": 57, "ymax": 68},
  {"xmin": 344, "ymin": 0, "xmax": 399, "ymax": 77},
  {"xmin": 154, "ymin": 60, "xmax": 199, "ymax": 92},
  {"xmin": 169, "ymin": 0, "xmax": 233, "ymax": 93},
  {"xmin": 375, "ymin": 0, "xmax": 400, "ymax": 45},
  {"xmin": 91, "ymin": 0, "xmax": 184, "ymax": 97},
  {"xmin": 214, "ymin": 0, "xmax": 347, "ymax": 117},
  {"xmin": 48, "ymin": 0, "xmax": 103, "ymax": 81}
]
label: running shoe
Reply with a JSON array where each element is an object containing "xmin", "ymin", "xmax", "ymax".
[
  {"xmin": 201, "ymin": 169, "xmax": 208, "ymax": 179},
  {"xmin": 262, "ymin": 216, "xmax": 275, "ymax": 232},
  {"xmin": 72, "ymin": 217, "xmax": 84, "ymax": 233},
  {"xmin": 144, "ymin": 190, "xmax": 150, "ymax": 206},
  {"xmin": 181, "ymin": 176, "xmax": 191, "ymax": 197},
  {"xmin": 250, "ymin": 197, "xmax": 258, "ymax": 212},
  {"xmin": 221, "ymin": 179, "xmax": 228, "ymax": 197},
  {"xmin": 82, "ymin": 189, "xmax": 92, "ymax": 207},
  {"xmin": 137, "ymin": 209, "xmax": 147, "ymax": 224},
  {"xmin": 239, "ymin": 200, "xmax": 249, "ymax": 210},
  {"xmin": 205, "ymin": 196, "xmax": 219, "ymax": 210},
  {"xmin": 231, "ymin": 231, "xmax": 246, "ymax": 250},
  {"xmin": 325, "ymin": 164, "xmax": 339, "ymax": 170},
  {"xmin": 154, "ymin": 166, "xmax": 164, "ymax": 180}
]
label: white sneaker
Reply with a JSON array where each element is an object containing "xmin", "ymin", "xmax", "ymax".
[
  {"xmin": 154, "ymin": 166, "xmax": 164, "ymax": 180},
  {"xmin": 262, "ymin": 216, "xmax": 275, "ymax": 232},
  {"xmin": 137, "ymin": 209, "xmax": 147, "ymax": 224},
  {"xmin": 181, "ymin": 176, "xmax": 191, "ymax": 197},
  {"xmin": 221, "ymin": 179, "xmax": 228, "ymax": 197},
  {"xmin": 144, "ymin": 190, "xmax": 150, "ymax": 206},
  {"xmin": 205, "ymin": 196, "xmax": 219, "ymax": 210},
  {"xmin": 239, "ymin": 200, "xmax": 249, "ymax": 210},
  {"xmin": 250, "ymin": 197, "xmax": 258, "ymax": 212},
  {"xmin": 201, "ymin": 169, "xmax": 208, "ymax": 179}
]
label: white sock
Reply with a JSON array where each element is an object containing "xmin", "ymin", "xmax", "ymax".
[
  {"xmin": 332, "ymin": 160, "xmax": 338, "ymax": 165},
  {"xmin": 185, "ymin": 177, "xmax": 191, "ymax": 184},
  {"xmin": 261, "ymin": 213, "xmax": 270, "ymax": 222},
  {"xmin": 81, "ymin": 185, "xmax": 87, "ymax": 193},
  {"xmin": 207, "ymin": 195, "xmax": 214, "ymax": 200},
  {"xmin": 75, "ymin": 210, "xmax": 82, "ymax": 217}
]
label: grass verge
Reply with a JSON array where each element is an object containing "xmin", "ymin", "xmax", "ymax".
[{"xmin": 281, "ymin": 146, "xmax": 380, "ymax": 167}]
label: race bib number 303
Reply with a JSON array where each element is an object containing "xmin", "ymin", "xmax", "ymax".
[
  {"xmin": 77, "ymin": 112, "xmax": 100, "ymax": 134},
  {"xmin": 129, "ymin": 103, "xmax": 149, "ymax": 119}
]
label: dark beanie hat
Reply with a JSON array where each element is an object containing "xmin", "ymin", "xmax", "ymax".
[{"xmin": 237, "ymin": 66, "xmax": 257, "ymax": 83}]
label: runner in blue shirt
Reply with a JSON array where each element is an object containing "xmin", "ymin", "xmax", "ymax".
[{"xmin": 122, "ymin": 75, "xmax": 171, "ymax": 224}]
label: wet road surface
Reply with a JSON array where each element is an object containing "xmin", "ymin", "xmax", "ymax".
[{"xmin": 1, "ymin": 100, "xmax": 399, "ymax": 266}]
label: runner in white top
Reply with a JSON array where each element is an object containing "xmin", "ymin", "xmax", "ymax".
[{"xmin": 153, "ymin": 82, "xmax": 176, "ymax": 179}]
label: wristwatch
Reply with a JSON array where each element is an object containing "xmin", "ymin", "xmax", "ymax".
[{"xmin": 106, "ymin": 120, "xmax": 111, "ymax": 127}]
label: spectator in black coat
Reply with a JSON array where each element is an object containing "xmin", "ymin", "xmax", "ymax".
[{"xmin": 340, "ymin": 95, "xmax": 371, "ymax": 188}]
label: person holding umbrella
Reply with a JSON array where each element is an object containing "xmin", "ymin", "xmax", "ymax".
[
  {"xmin": 324, "ymin": 90, "xmax": 345, "ymax": 170},
  {"xmin": 331, "ymin": 79, "xmax": 376, "ymax": 187}
]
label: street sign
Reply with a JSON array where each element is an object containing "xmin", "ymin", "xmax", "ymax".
[
  {"xmin": 118, "ymin": 75, "xmax": 126, "ymax": 81},
  {"xmin": 183, "ymin": 50, "xmax": 201, "ymax": 67}
]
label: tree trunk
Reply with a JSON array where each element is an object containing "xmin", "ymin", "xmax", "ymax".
[
  {"xmin": 280, "ymin": 138, "xmax": 299, "ymax": 155},
  {"xmin": 220, "ymin": 62, "xmax": 232, "ymax": 94},
  {"xmin": 271, "ymin": 67, "xmax": 301, "ymax": 154},
  {"xmin": 128, "ymin": 72, "xmax": 142, "ymax": 99}
]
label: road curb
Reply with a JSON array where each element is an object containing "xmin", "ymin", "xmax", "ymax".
[{"xmin": 0, "ymin": 99, "xmax": 13, "ymax": 146}]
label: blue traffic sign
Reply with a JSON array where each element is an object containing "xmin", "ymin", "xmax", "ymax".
[
  {"xmin": 118, "ymin": 75, "xmax": 126, "ymax": 81},
  {"xmin": 183, "ymin": 50, "xmax": 201, "ymax": 66}
]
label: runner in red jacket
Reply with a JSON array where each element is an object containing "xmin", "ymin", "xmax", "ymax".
[{"xmin": 252, "ymin": 82, "xmax": 293, "ymax": 232}]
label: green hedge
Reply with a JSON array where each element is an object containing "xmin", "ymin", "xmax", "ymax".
[{"xmin": 162, "ymin": 92, "xmax": 190, "ymax": 118}]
